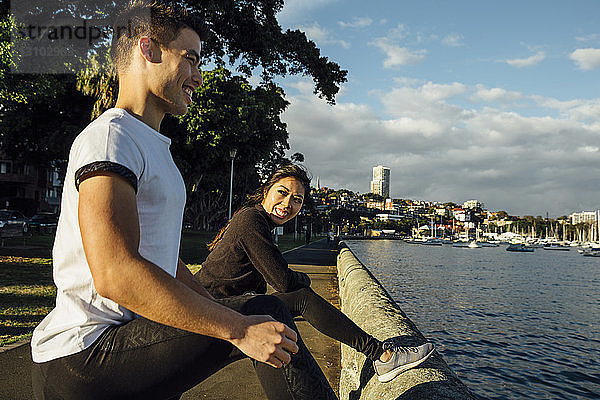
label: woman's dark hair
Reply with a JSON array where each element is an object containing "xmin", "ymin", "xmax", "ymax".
[{"xmin": 208, "ymin": 164, "xmax": 312, "ymax": 251}]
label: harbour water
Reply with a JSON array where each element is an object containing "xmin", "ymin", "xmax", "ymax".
[{"xmin": 345, "ymin": 240, "xmax": 600, "ymax": 399}]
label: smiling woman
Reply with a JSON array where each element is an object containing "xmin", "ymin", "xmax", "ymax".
[
  {"xmin": 203, "ymin": 164, "xmax": 313, "ymax": 293},
  {"xmin": 197, "ymin": 163, "xmax": 435, "ymax": 382},
  {"xmin": 261, "ymin": 176, "xmax": 306, "ymax": 225}
]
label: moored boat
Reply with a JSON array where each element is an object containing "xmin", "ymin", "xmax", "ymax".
[
  {"xmin": 480, "ymin": 241, "xmax": 499, "ymax": 247},
  {"xmin": 421, "ymin": 238, "xmax": 443, "ymax": 246},
  {"xmin": 581, "ymin": 248, "xmax": 600, "ymax": 257},
  {"xmin": 506, "ymin": 243, "xmax": 534, "ymax": 252},
  {"xmin": 452, "ymin": 241, "xmax": 470, "ymax": 248},
  {"xmin": 543, "ymin": 244, "xmax": 570, "ymax": 251}
]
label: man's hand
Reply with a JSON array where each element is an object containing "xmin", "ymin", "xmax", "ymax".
[{"xmin": 231, "ymin": 315, "xmax": 299, "ymax": 368}]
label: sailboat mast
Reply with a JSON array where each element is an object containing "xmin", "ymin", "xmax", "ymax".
[{"xmin": 597, "ymin": 210, "xmax": 600, "ymax": 243}]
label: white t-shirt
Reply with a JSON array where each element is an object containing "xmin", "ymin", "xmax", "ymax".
[{"xmin": 31, "ymin": 108, "xmax": 186, "ymax": 363}]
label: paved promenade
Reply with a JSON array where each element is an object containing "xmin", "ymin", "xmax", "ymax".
[{"xmin": 0, "ymin": 239, "xmax": 341, "ymax": 399}]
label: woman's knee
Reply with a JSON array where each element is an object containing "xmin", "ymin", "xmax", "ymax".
[
  {"xmin": 241, "ymin": 295, "xmax": 294, "ymax": 324},
  {"xmin": 294, "ymin": 286, "xmax": 316, "ymax": 299}
]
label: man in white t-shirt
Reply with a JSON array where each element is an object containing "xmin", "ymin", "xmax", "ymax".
[{"xmin": 30, "ymin": 2, "xmax": 336, "ymax": 399}]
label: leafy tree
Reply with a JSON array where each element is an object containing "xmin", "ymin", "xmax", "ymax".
[
  {"xmin": 327, "ymin": 208, "xmax": 361, "ymax": 230},
  {"xmin": 1, "ymin": 1, "xmax": 347, "ymax": 224},
  {"xmin": 0, "ymin": 8, "xmax": 96, "ymax": 172},
  {"xmin": 2, "ymin": 0, "xmax": 347, "ymax": 137},
  {"xmin": 290, "ymin": 152, "xmax": 304, "ymax": 163},
  {"xmin": 169, "ymin": 68, "xmax": 290, "ymax": 230},
  {"xmin": 0, "ymin": 74, "xmax": 95, "ymax": 175},
  {"xmin": 336, "ymin": 189, "xmax": 355, "ymax": 196},
  {"xmin": 363, "ymin": 192, "xmax": 385, "ymax": 202},
  {"xmin": 495, "ymin": 210, "xmax": 509, "ymax": 220},
  {"xmin": 372, "ymin": 219, "xmax": 415, "ymax": 235},
  {"xmin": 68, "ymin": 0, "xmax": 348, "ymax": 115}
]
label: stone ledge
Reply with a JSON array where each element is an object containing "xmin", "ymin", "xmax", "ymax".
[{"xmin": 337, "ymin": 243, "xmax": 477, "ymax": 400}]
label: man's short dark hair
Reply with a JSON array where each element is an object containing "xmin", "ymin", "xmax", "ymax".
[{"xmin": 110, "ymin": 0, "xmax": 209, "ymax": 72}]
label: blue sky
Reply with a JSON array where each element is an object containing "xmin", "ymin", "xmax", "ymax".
[{"xmin": 266, "ymin": 0, "xmax": 600, "ymax": 217}]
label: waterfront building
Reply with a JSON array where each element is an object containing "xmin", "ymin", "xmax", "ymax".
[
  {"xmin": 454, "ymin": 209, "xmax": 471, "ymax": 222},
  {"xmin": 435, "ymin": 207, "xmax": 450, "ymax": 218},
  {"xmin": 463, "ymin": 199, "xmax": 484, "ymax": 210},
  {"xmin": 569, "ymin": 211, "xmax": 598, "ymax": 225},
  {"xmin": 375, "ymin": 213, "xmax": 405, "ymax": 222},
  {"xmin": 370, "ymin": 165, "xmax": 390, "ymax": 198},
  {"xmin": 365, "ymin": 200, "xmax": 385, "ymax": 210},
  {"xmin": 0, "ymin": 149, "xmax": 62, "ymax": 215}
]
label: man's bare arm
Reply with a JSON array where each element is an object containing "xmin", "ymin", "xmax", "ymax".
[
  {"xmin": 176, "ymin": 258, "xmax": 215, "ymax": 300},
  {"xmin": 78, "ymin": 173, "xmax": 297, "ymax": 367}
]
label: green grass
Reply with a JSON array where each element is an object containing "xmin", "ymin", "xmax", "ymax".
[
  {"xmin": 181, "ymin": 232, "xmax": 311, "ymax": 273},
  {"xmin": 0, "ymin": 256, "xmax": 55, "ymax": 346},
  {"xmin": 0, "ymin": 233, "xmax": 55, "ymax": 248},
  {"xmin": 276, "ymin": 234, "xmax": 310, "ymax": 253},
  {"xmin": 179, "ymin": 231, "xmax": 216, "ymax": 266},
  {"xmin": 0, "ymin": 231, "xmax": 313, "ymax": 346}
]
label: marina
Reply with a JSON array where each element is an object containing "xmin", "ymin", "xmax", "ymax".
[
  {"xmin": 345, "ymin": 239, "xmax": 600, "ymax": 400},
  {"xmin": 365, "ymin": 234, "xmax": 599, "ymax": 257}
]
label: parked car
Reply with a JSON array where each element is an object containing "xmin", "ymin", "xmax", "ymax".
[
  {"xmin": 28, "ymin": 212, "xmax": 59, "ymax": 233},
  {"xmin": 0, "ymin": 209, "xmax": 28, "ymax": 238}
]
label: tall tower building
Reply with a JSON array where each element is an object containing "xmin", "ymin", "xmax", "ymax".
[{"xmin": 370, "ymin": 165, "xmax": 390, "ymax": 198}]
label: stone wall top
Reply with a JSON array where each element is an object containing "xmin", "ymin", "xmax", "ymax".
[{"xmin": 336, "ymin": 242, "xmax": 477, "ymax": 400}]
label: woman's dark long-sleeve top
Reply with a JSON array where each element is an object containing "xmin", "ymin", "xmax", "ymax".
[{"xmin": 196, "ymin": 204, "xmax": 311, "ymax": 299}]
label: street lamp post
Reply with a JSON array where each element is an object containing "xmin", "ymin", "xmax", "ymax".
[{"xmin": 228, "ymin": 149, "xmax": 237, "ymax": 219}]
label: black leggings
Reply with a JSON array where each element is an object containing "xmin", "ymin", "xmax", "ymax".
[
  {"xmin": 273, "ymin": 287, "xmax": 384, "ymax": 361},
  {"xmin": 31, "ymin": 295, "xmax": 337, "ymax": 400}
]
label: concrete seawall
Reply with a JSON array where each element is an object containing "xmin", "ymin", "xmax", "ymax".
[{"xmin": 337, "ymin": 242, "xmax": 477, "ymax": 400}]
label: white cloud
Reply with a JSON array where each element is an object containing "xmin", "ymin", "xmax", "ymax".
[
  {"xmin": 387, "ymin": 24, "xmax": 410, "ymax": 40},
  {"xmin": 505, "ymin": 51, "xmax": 546, "ymax": 68},
  {"xmin": 281, "ymin": 78, "xmax": 600, "ymax": 216},
  {"xmin": 442, "ymin": 33, "xmax": 464, "ymax": 47},
  {"xmin": 371, "ymin": 41, "xmax": 426, "ymax": 68},
  {"xmin": 338, "ymin": 17, "xmax": 373, "ymax": 29},
  {"xmin": 421, "ymin": 82, "xmax": 468, "ymax": 100},
  {"xmin": 298, "ymin": 22, "xmax": 350, "ymax": 49},
  {"xmin": 532, "ymin": 96, "xmax": 583, "ymax": 112},
  {"xmin": 471, "ymin": 86, "xmax": 523, "ymax": 103},
  {"xmin": 570, "ymin": 48, "xmax": 600, "ymax": 70},
  {"xmin": 533, "ymin": 96, "xmax": 600, "ymax": 121},
  {"xmin": 567, "ymin": 101, "xmax": 600, "ymax": 121},
  {"xmin": 575, "ymin": 33, "xmax": 600, "ymax": 43},
  {"xmin": 368, "ymin": 24, "xmax": 431, "ymax": 68}
]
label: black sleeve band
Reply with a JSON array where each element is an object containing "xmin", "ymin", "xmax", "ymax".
[{"xmin": 75, "ymin": 161, "xmax": 138, "ymax": 193}]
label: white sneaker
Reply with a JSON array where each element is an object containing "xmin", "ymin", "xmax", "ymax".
[{"xmin": 373, "ymin": 341, "xmax": 435, "ymax": 382}]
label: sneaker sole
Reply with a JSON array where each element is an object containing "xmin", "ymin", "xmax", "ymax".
[{"xmin": 377, "ymin": 345, "xmax": 435, "ymax": 383}]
